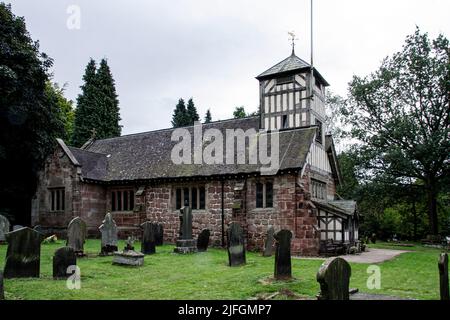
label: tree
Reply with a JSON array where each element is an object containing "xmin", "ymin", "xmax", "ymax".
[
  {"xmin": 342, "ymin": 28, "xmax": 450, "ymax": 236},
  {"xmin": 96, "ymin": 58, "xmax": 121, "ymax": 138},
  {"xmin": 233, "ymin": 106, "xmax": 247, "ymax": 119},
  {"xmin": 72, "ymin": 59, "xmax": 99, "ymax": 147},
  {"xmin": 0, "ymin": 3, "xmax": 66, "ymax": 224},
  {"xmin": 71, "ymin": 58, "xmax": 121, "ymax": 147},
  {"xmin": 204, "ymin": 109, "xmax": 212, "ymax": 123},
  {"xmin": 186, "ymin": 98, "xmax": 199, "ymax": 125},
  {"xmin": 45, "ymin": 82, "xmax": 74, "ymax": 141},
  {"xmin": 171, "ymin": 98, "xmax": 190, "ymax": 128}
]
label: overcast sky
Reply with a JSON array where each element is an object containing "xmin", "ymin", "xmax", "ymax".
[{"xmin": 7, "ymin": 0, "xmax": 450, "ymax": 135}]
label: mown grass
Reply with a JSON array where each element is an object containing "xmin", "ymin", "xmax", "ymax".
[{"xmin": 0, "ymin": 240, "xmax": 445, "ymax": 300}]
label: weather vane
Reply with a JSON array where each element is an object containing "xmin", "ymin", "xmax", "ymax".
[{"xmin": 288, "ymin": 31, "xmax": 298, "ymax": 55}]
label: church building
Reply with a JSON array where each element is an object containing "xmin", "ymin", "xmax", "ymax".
[{"xmin": 32, "ymin": 48, "xmax": 359, "ymax": 256}]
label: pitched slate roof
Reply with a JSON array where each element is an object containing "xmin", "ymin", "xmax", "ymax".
[
  {"xmin": 62, "ymin": 117, "xmax": 317, "ymax": 183},
  {"xmin": 256, "ymin": 53, "xmax": 330, "ymax": 86},
  {"xmin": 313, "ymin": 199, "xmax": 357, "ymax": 217}
]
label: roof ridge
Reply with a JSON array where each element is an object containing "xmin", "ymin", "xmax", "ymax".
[
  {"xmin": 68, "ymin": 145, "xmax": 108, "ymax": 156},
  {"xmin": 90, "ymin": 116, "xmax": 260, "ymax": 143}
]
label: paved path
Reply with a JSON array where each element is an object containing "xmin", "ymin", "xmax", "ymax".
[{"xmin": 339, "ymin": 248, "xmax": 409, "ymax": 264}]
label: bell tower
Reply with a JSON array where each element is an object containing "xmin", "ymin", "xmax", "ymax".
[{"xmin": 256, "ymin": 35, "xmax": 329, "ymax": 143}]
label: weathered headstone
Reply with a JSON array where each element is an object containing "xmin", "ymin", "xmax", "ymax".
[
  {"xmin": 263, "ymin": 226, "xmax": 275, "ymax": 257},
  {"xmin": 66, "ymin": 217, "xmax": 87, "ymax": 256},
  {"xmin": 0, "ymin": 214, "xmax": 10, "ymax": 242},
  {"xmin": 0, "ymin": 270, "xmax": 4, "ymax": 300},
  {"xmin": 316, "ymin": 257, "xmax": 352, "ymax": 300},
  {"xmin": 124, "ymin": 236, "xmax": 135, "ymax": 251},
  {"xmin": 99, "ymin": 213, "xmax": 118, "ymax": 255},
  {"xmin": 274, "ymin": 230, "xmax": 292, "ymax": 280},
  {"xmin": 155, "ymin": 223, "xmax": 164, "ymax": 246},
  {"xmin": 13, "ymin": 225, "xmax": 23, "ymax": 231},
  {"xmin": 3, "ymin": 227, "xmax": 44, "ymax": 278},
  {"xmin": 197, "ymin": 229, "xmax": 210, "ymax": 252},
  {"xmin": 174, "ymin": 205, "xmax": 197, "ymax": 254},
  {"xmin": 227, "ymin": 222, "xmax": 246, "ymax": 267},
  {"xmin": 439, "ymin": 253, "xmax": 449, "ymax": 300},
  {"xmin": 141, "ymin": 221, "xmax": 156, "ymax": 254},
  {"xmin": 53, "ymin": 247, "xmax": 77, "ymax": 279},
  {"xmin": 113, "ymin": 250, "xmax": 144, "ymax": 266}
]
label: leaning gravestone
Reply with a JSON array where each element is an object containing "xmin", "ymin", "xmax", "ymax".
[
  {"xmin": 316, "ymin": 257, "xmax": 352, "ymax": 300},
  {"xmin": 439, "ymin": 253, "xmax": 449, "ymax": 300},
  {"xmin": 53, "ymin": 247, "xmax": 77, "ymax": 279},
  {"xmin": 274, "ymin": 230, "xmax": 293, "ymax": 280},
  {"xmin": 155, "ymin": 223, "xmax": 164, "ymax": 246},
  {"xmin": 141, "ymin": 221, "xmax": 156, "ymax": 255},
  {"xmin": 66, "ymin": 217, "xmax": 87, "ymax": 256},
  {"xmin": 3, "ymin": 227, "xmax": 44, "ymax": 278},
  {"xmin": 174, "ymin": 204, "xmax": 197, "ymax": 254},
  {"xmin": 263, "ymin": 226, "xmax": 275, "ymax": 257},
  {"xmin": 0, "ymin": 270, "xmax": 4, "ymax": 300},
  {"xmin": 197, "ymin": 229, "xmax": 210, "ymax": 252},
  {"xmin": 227, "ymin": 222, "xmax": 246, "ymax": 267},
  {"xmin": 0, "ymin": 214, "xmax": 10, "ymax": 242},
  {"xmin": 99, "ymin": 213, "xmax": 118, "ymax": 255}
]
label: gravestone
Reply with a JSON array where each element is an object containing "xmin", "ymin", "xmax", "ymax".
[
  {"xmin": 99, "ymin": 213, "xmax": 118, "ymax": 255},
  {"xmin": 0, "ymin": 214, "xmax": 10, "ymax": 242},
  {"xmin": 155, "ymin": 223, "xmax": 164, "ymax": 246},
  {"xmin": 227, "ymin": 222, "xmax": 246, "ymax": 267},
  {"xmin": 197, "ymin": 229, "xmax": 210, "ymax": 252},
  {"xmin": 33, "ymin": 225, "xmax": 45, "ymax": 236},
  {"xmin": 316, "ymin": 257, "xmax": 352, "ymax": 300},
  {"xmin": 124, "ymin": 236, "xmax": 135, "ymax": 251},
  {"xmin": 263, "ymin": 226, "xmax": 275, "ymax": 257},
  {"xmin": 439, "ymin": 253, "xmax": 449, "ymax": 300},
  {"xmin": 0, "ymin": 270, "xmax": 4, "ymax": 300},
  {"xmin": 141, "ymin": 221, "xmax": 156, "ymax": 255},
  {"xmin": 174, "ymin": 205, "xmax": 197, "ymax": 254},
  {"xmin": 113, "ymin": 250, "xmax": 144, "ymax": 266},
  {"xmin": 13, "ymin": 225, "xmax": 23, "ymax": 231},
  {"xmin": 66, "ymin": 217, "xmax": 87, "ymax": 256},
  {"xmin": 274, "ymin": 230, "xmax": 292, "ymax": 280},
  {"xmin": 53, "ymin": 247, "xmax": 77, "ymax": 279},
  {"xmin": 3, "ymin": 227, "xmax": 44, "ymax": 278}
]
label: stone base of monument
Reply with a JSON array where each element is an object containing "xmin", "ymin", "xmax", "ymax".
[
  {"xmin": 100, "ymin": 245, "xmax": 118, "ymax": 256},
  {"xmin": 112, "ymin": 250, "xmax": 144, "ymax": 266},
  {"xmin": 174, "ymin": 239, "xmax": 197, "ymax": 254}
]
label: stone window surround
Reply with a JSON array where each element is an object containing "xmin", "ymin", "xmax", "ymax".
[
  {"xmin": 172, "ymin": 184, "xmax": 207, "ymax": 212},
  {"xmin": 110, "ymin": 187, "xmax": 135, "ymax": 213},
  {"xmin": 255, "ymin": 179, "xmax": 274, "ymax": 209},
  {"xmin": 311, "ymin": 178, "xmax": 327, "ymax": 200},
  {"xmin": 48, "ymin": 187, "xmax": 65, "ymax": 212}
]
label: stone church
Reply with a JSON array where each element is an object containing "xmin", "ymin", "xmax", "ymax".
[{"xmin": 32, "ymin": 49, "xmax": 359, "ymax": 256}]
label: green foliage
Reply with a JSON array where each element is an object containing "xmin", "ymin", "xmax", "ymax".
[
  {"xmin": 71, "ymin": 58, "xmax": 121, "ymax": 147},
  {"xmin": 204, "ymin": 109, "xmax": 212, "ymax": 123},
  {"xmin": 44, "ymin": 82, "xmax": 74, "ymax": 141},
  {"xmin": 233, "ymin": 106, "xmax": 247, "ymax": 119},
  {"xmin": 171, "ymin": 98, "xmax": 201, "ymax": 127},
  {"xmin": 0, "ymin": 3, "xmax": 66, "ymax": 224},
  {"xmin": 342, "ymin": 28, "xmax": 450, "ymax": 235},
  {"xmin": 186, "ymin": 98, "xmax": 199, "ymax": 125}
]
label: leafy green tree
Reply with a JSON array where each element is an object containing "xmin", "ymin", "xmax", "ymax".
[
  {"xmin": 45, "ymin": 82, "xmax": 74, "ymax": 141},
  {"xmin": 0, "ymin": 3, "xmax": 66, "ymax": 224},
  {"xmin": 342, "ymin": 28, "xmax": 450, "ymax": 236},
  {"xmin": 233, "ymin": 106, "xmax": 247, "ymax": 119},
  {"xmin": 204, "ymin": 109, "xmax": 212, "ymax": 123},
  {"xmin": 171, "ymin": 98, "xmax": 190, "ymax": 128},
  {"xmin": 186, "ymin": 98, "xmax": 199, "ymax": 125}
]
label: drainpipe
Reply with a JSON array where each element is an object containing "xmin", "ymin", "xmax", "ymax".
[{"xmin": 221, "ymin": 179, "xmax": 225, "ymax": 247}]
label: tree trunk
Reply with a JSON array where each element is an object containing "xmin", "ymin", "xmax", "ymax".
[{"xmin": 426, "ymin": 181, "xmax": 439, "ymax": 236}]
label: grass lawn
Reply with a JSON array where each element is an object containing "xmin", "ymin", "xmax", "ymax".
[{"xmin": 0, "ymin": 240, "xmax": 446, "ymax": 300}]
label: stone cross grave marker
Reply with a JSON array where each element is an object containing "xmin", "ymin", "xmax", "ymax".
[
  {"xmin": 439, "ymin": 253, "xmax": 449, "ymax": 300},
  {"xmin": 263, "ymin": 226, "xmax": 275, "ymax": 257},
  {"xmin": 197, "ymin": 229, "xmax": 210, "ymax": 252},
  {"xmin": 174, "ymin": 205, "xmax": 197, "ymax": 254},
  {"xmin": 3, "ymin": 227, "xmax": 44, "ymax": 278},
  {"xmin": 0, "ymin": 214, "xmax": 10, "ymax": 242},
  {"xmin": 316, "ymin": 257, "xmax": 352, "ymax": 300},
  {"xmin": 227, "ymin": 222, "xmax": 246, "ymax": 267},
  {"xmin": 274, "ymin": 230, "xmax": 293, "ymax": 280},
  {"xmin": 53, "ymin": 247, "xmax": 77, "ymax": 279},
  {"xmin": 141, "ymin": 221, "xmax": 156, "ymax": 255},
  {"xmin": 66, "ymin": 217, "xmax": 87, "ymax": 256},
  {"xmin": 99, "ymin": 212, "xmax": 118, "ymax": 255}
]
